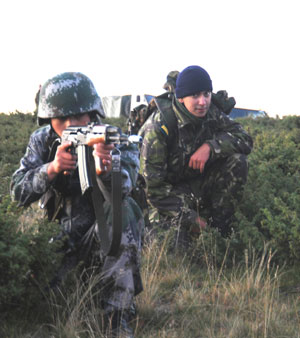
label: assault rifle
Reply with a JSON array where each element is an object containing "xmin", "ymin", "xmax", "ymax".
[
  {"xmin": 61, "ymin": 122, "xmax": 142, "ymax": 257},
  {"xmin": 62, "ymin": 123, "xmax": 141, "ymax": 195}
]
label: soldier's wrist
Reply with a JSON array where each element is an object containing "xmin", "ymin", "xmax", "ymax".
[{"xmin": 47, "ymin": 162, "xmax": 58, "ymax": 181}]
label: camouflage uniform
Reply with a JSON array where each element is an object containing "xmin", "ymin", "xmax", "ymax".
[
  {"xmin": 163, "ymin": 70, "xmax": 179, "ymax": 93},
  {"xmin": 10, "ymin": 73, "xmax": 144, "ymax": 324},
  {"xmin": 139, "ymin": 94, "xmax": 253, "ymax": 236}
]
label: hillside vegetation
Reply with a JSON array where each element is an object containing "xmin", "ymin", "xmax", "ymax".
[{"xmin": 1, "ymin": 112, "xmax": 300, "ymax": 337}]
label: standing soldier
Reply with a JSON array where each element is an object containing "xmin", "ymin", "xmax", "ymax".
[
  {"xmin": 11, "ymin": 72, "xmax": 144, "ymax": 337},
  {"xmin": 139, "ymin": 65, "xmax": 253, "ymax": 241}
]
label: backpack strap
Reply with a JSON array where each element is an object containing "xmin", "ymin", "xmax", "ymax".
[{"xmin": 153, "ymin": 92, "xmax": 178, "ymax": 146}]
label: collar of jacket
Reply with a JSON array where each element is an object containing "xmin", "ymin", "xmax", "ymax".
[
  {"xmin": 172, "ymin": 97, "xmax": 208, "ymax": 128},
  {"xmin": 45, "ymin": 126, "xmax": 60, "ymax": 147}
]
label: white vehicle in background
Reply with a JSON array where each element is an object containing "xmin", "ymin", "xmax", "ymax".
[
  {"xmin": 101, "ymin": 94, "xmax": 153, "ymax": 118},
  {"xmin": 229, "ymin": 108, "xmax": 268, "ymax": 119}
]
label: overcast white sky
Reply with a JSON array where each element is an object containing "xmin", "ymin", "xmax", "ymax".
[{"xmin": 0, "ymin": 0, "xmax": 299, "ymax": 117}]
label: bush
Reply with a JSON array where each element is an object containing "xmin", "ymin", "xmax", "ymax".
[
  {"xmin": 235, "ymin": 116, "xmax": 300, "ymax": 264},
  {"xmin": 0, "ymin": 112, "xmax": 37, "ymax": 196},
  {"xmin": 0, "ymin": 195, "xmax": 62, "ymax": 313}
]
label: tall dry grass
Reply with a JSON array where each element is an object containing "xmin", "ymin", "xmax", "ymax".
[
  {"xmin": 5, "ymin": 231, "xmax": 300, "ymax": 337},
  {"xmin": 135, "ymin": 232, "xmax": 300, "ymax": 337}
]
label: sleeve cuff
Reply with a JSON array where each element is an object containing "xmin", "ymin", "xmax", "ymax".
[
  {"xmin": 206, "ymin": 139, "xmax": 221, "ymax": 157},
  {"xmin": 32, "ymin": 163, "xmax": 52, "ymax": 194}
]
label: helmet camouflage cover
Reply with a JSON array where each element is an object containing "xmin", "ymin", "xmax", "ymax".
[{"xmin": 37, "ymin": 72, "xmax": 105, "ymax": 125}]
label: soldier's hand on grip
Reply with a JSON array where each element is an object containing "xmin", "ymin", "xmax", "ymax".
[
  {"xmin": 93, "ymin": 142, "xmax": 115, "ymax": 174},
  {"xmin": 47, "ymin": 142, "xmax": 77, "ymax": 180}
]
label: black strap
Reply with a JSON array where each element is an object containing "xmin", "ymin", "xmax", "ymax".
[
  {"xmin": 89, "ymin": 148, "xmax": 122, "ymax": 257},
  {"xmin": 154, "ymin": 93, "xmax": 178, "ymax": 147},
  {"xmin": 110, "ymin": 149, "xmax": 122, "ymax": 256}
]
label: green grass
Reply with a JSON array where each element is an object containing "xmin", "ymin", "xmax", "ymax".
[{"xmin": 2, "ymin": 232, "xmax": 300, "ymax": 338}]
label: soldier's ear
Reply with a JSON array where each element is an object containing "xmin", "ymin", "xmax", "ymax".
[{"xmin": 178, "ymin": 98, "xmax": 184, "ymax": 103}]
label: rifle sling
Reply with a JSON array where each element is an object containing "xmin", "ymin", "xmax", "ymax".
[
  {"xmin": 89, "ymin": 148, "xmax": 122, "ymax": 257},
  {"xmin": 110, "ymin": 160, "xmax": 122, "ymax": 256}
]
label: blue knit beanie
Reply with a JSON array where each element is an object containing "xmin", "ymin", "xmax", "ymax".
[{"xmin": 175, "ymin": 65, "xmax": 213, "ymax": 98}]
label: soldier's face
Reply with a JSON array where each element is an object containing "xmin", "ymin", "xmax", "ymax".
[
  {"xmin": 178, "ymin": 91, "xmax": 212, "ymax": 118},
  {"xmin": 51, "ymin": 113, "xmax": 91, "ymax": 137}
]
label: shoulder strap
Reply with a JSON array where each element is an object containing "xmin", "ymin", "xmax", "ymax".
[{"xmin": 153, "ymin": 93, "xmax": 178, "ymax": 144}]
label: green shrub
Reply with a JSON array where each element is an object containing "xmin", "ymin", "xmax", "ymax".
[
  {"xmin": 235, "ymin": 116, "xmax": 300, "ymax": 264},
  {"xmin": 0, "ymin": 195, "xmax": 62, "ymax": 313},
  {"xmin": 0, "ymin": 112, "xmax": 37, "ymax": 196}
]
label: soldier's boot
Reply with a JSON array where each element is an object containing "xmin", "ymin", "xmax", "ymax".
[{"xmin": 104, "ymin": 309, "xmax": 134, "ymax": 338}]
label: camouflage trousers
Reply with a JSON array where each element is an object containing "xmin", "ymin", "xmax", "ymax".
[
  {"xmin": 100, "ymin": 196, "xmax": 144, "ymax": 313},
  {"xmin": 51, "ymin": 196, "xmax": 144, "ymax": 313},
  {"xmin": 149, "ymin": 153, "xmax": 248, "ymax": 237}
]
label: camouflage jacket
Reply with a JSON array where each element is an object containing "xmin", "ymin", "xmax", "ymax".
[
  {"xmin": 10, "ymin": 125, "xmax": 140, "ymax": 242},
  {"xmin": 139, "ymin": 95, "xmax": 253, "ymax": 220}
]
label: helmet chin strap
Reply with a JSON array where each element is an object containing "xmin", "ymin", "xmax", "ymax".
[
  {"xmin": 88, "ymin": 110, "xmax": 103, "ymax": 124},
  {"xmin": 49, "ymin": 122, "xmax": 58, "ymax": 135},
  {"xmin": 95, "ymin": 113, "xmax": 102, "ymax": 124}
]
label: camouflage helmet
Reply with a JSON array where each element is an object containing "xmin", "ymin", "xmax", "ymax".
[{"xmin": 37, "ymin": 72, "xmax": 105, "ymax": 126}]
